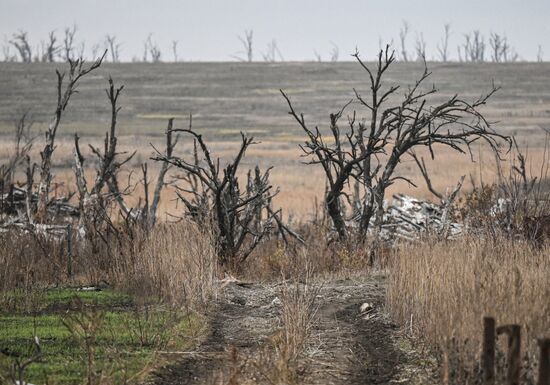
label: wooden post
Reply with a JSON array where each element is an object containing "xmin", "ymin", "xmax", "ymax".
[
  {"xmin": 497, "ymin": 324, "xmax": 521, "ymax": 385},
  {"xmin": 539, "ymin": 338, "xmax": 550, "ymax": 385},
  {"xmin": 482, "ymin": 317, "xmax": 496, "ymax": 385}
]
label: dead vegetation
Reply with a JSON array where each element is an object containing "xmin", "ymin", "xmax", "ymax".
[
  {"xmin": 0, "ymin": 46, "xmax": 548, "ymax": 385},
  {"xmin": 387, "ymin": 236, "xmax": 549, "ymax": 384}
]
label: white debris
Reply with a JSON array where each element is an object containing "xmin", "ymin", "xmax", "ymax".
[
  {"xmin": 77, "ymin": 286, "xmax": 101, "ymax": 292},
  {"xmin": 379, "ymin": 194, "xmax": 463, "ymax": 241},
  {"xmin": 359, "ymin": 302, "xmax": 374, "ymax": 313}
]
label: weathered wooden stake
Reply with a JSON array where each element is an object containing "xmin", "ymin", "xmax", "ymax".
[
  {"xmin": 497, "ymin": 324, "xmax": 521, "ymax": 385},
  {"xmin": 482, "ymin": 317, "xmax": 496, "ymax": 385},
  {"xmin": 539, "ymin": 338, "xmax": 550, "ymax": 385}
]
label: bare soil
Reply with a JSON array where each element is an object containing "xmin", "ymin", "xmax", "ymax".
[{"xmin": 149, "ymin": 276, "xmax": 437, "ymax": 385}]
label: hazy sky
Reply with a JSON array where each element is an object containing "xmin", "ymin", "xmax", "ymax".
[{"xmin": 1, "ymin": 0, "xmax": 549, "ymax": 61}]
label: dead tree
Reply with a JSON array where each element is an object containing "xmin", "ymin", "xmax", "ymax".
[
  {"xmin": 10, "ymin": 31, "xmax": 32, "ymax": 63},
  {"xmin": 153, "ymin": 125, "xmax": 284, "ymax": 266},
  {"xmin": 73, "ymin": 77, "xmax": 134, "ymax": 238},
  {"xmin": 73, "ymin": 77, "xmax": 174, "ymax": 237},
  {"xmin": 313, "ymin": 50, "xmax": 322, "ymax": 62},
  {"xmin": 459, "ymin": 31, "xmax": 485, "ymax": 62},
  {"xmin": 35, "ymin": 51, "xmax": 107, "ymax": 222},
  {"xmin": 262, "ymin": 39, "xmax": 284, "ymax": 62},
  {"xmin": 0, "ymin": 112, "xmax": 34, "ymax": 195},
  {"xmin": 63, "ymin": 25, "xmax": 77, "ymax": 61},
  {"xmin": 143, "ymin": 34, "xmax": 161, "ymax": 63},
  {"xmin": 330, "ymin": 43, "xmax": 339, "ymax": 62},
  {"xmin": 399, "ymin": 21, "xmax": 410, "ymax": 62},
  {"xmin": 172, "ymin": 40, "xmax": 179, "ymax": 62},
  {"xmin": 91, "ymin": 44, "xmax": 100, "ymax": 59},
  {"xmin": 233, "ymin": 29, "xmax": 253, "ymax": 62},
  {"xmin": 279, "ymin": 94, "xmax": 371, "ymax": 239},
  {"xmin": 437, "ymin": 24, "xmax": 451, "ymax": 62},
  {"xmin": 415, "ymin": 33, "xmax": 426, "ymax": 61},
  {"xmin": 489, "ymin": 33, "xmax": 518, "ymax": 63},
  {"xmin": 282, "ymin": 46, "xmax": 510, "ymax": 240},
  {"xmin": 2, "ymin": 43, "xmax": 16, "ymax": 62},
  {"xmin": 105, "ymin": 35, "xmax": 120, "ymax": 62},
  {"xmin": 139, "ymin": 119, "xmax": 178, "ymax": 227},
  {"xmin": 41, "ymin": 31, "xmax": 59, "ymax": 62},
  {"xmin": 76, "ymin": 42, "xmax": 86, "ymax": 59}
]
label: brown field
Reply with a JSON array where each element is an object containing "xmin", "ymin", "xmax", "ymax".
[
  {"xmin": 1, "ymin": 61, "xmax": 549, "ymax": 385},
  {"xmin": 1, "ymin": 61, "xmax": 550, "ymax": 219}
]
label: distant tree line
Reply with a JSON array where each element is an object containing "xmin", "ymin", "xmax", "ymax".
[{"xmin": 1, "ymin": 23, "xmax": 545, "ymax": 63}]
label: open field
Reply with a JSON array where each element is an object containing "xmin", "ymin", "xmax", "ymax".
[
  {"xmin": 1, "ymin": 61, "xmax": 549, "ymax": 385},
  {"xmin": 1, "ymin": 62, "xmax": 550, "ymax": 218},
  {"xmin": 2, "ymin": 62, "xmax": 550, "ymax": 137}
]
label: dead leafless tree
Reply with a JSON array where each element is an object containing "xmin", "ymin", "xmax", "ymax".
[
  {"xmin": 262, "ymin": 39, "xmax": 284, "ymax": 62},
  {"xmin": 63, "ymin": 25, "xmax": 77, "ymax": 61},
  {"xmin": 10, "ymin": 30, "xmax": 32, "ymax": 63},
  {"xmin": 72, "ymin": 76, "xmax": 176, "ymax": 240},
  {"xmin": 233, "ymin": 29, "xmax": 253, "ymax": 62},
  {"xmin": 459, "ymin": 31, "xmax": 485, "ymax": 63},
  {"xmin": 330, "ymin": 43, "xmax": 339, "ymax": 62},
  {"xmin": 399, "ymin": 20, "xmax": 410, "ymax": 62},
  {"xmin": 281, "ymin": 46, "xmax": 510, "ymax": 241},
  {"xmin": 142, "ymin": 120, "xmax": 179, "ymax": 226},
  {"xmin": 489, "ymin": 33, "xmax": 518, "ymax": 63},
  {"xmin": 41, "ymin": 31, "xmax": 59, "ymax": 62},
  {"xmin": 105, "ymin": 35, "xmax": 121, "ymax": 63},
  {"xmin": 0, "ymin": 112, "xmax": 34, "ymax": 191},
  {"xmin": 143, "ymin": 34, "xmax": 161, "ymax": 63},
  {"xmin": 76, "ymin": 42, "xmax": 85, "ymax": 59},
  {"xmin": 91, "ymin": 44, "xmax": 100, "ymax": 59},
  {"xmin": 73, "ymin": 77, "xmax": 135, "ymax": 239},
  {"xmin": 153, "ymin": 123, "xmax": 291, "ymax": 266},
  {"xmin": 172, "ymin": 40, "xmax": 179, "ymax": 62},
  {"xmin": 415, "ymin": 33, "xmax": 426, "ymax": 61},
  {"xmin": 313, "ymin": 50, "xmax": 322, "ymax": 62},
  {"xmin": 2, "ymin": 43, "xmax": 15, "ymax": 62},
  {"xmin": 35, "ymin": 51, "xmax": 107, "ymax": 222},
  {"xmin": 437, "ymin": 24, "xmax": 451, "ymax": 62}
]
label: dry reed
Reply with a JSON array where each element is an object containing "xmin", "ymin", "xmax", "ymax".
[{"xmin": 387, "ymin": 235, "xmax": 550, "ymax": 382}]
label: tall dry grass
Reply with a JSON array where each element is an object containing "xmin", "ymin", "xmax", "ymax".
[
  {"xmin": 0, "ymin": 219, "xmax": 218, "ymax": 314},
  {"xmin": 387, "ymin": 235, "xmax": 550, "ymax": 382},
  {"xmin": 111, "ymin": 221, "xmax": 218, "ymax": 310}
]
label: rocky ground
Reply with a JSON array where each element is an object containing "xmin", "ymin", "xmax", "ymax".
[{"xmin": 149, "ymin": 275, "xmax": 438, "ymax": 385}]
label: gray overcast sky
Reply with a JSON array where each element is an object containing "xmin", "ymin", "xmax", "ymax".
[{"xmin": 1, "ymin": 0, "xmax": 549, "ymax": 61}]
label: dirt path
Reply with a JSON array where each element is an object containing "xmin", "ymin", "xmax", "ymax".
[{"xmin": 150, "ymin": 276, "xmax": 437, "ymax": 385}]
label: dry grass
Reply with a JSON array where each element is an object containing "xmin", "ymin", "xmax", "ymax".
[
  {"xmin": 3, "ymin": 131, "xmax": 550, "ymax": 223},
  {"xmin": 255, "ymin": 278, "xmax": 319, "ymax": 385},
  {"xmin": 215, "ymin": 277, "xmax": 319, "ymax": 385},
  {"xmin": 0, "ymin": 220, "xmax": 218, "ymax": 315},
  {"xmin": 387, "ymin": 235, "xmax": 550, "ymax": 383},
  {"xmin": 110, "ymin": 221, "xmax": 218, "ymax": 310}
]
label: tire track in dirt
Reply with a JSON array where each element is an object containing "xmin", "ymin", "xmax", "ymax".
[
  {"xmin": 150, "ymin": 276, "xmax": 436, "ymax": 385},
  {"xmin": 151, "ymin": 282, "xmax": 281, "ymax": 384}
]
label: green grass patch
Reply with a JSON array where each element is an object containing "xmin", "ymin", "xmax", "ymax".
[{"xmin": 0, "ymin": 288, "xmax": 201, "ymax": 385}]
